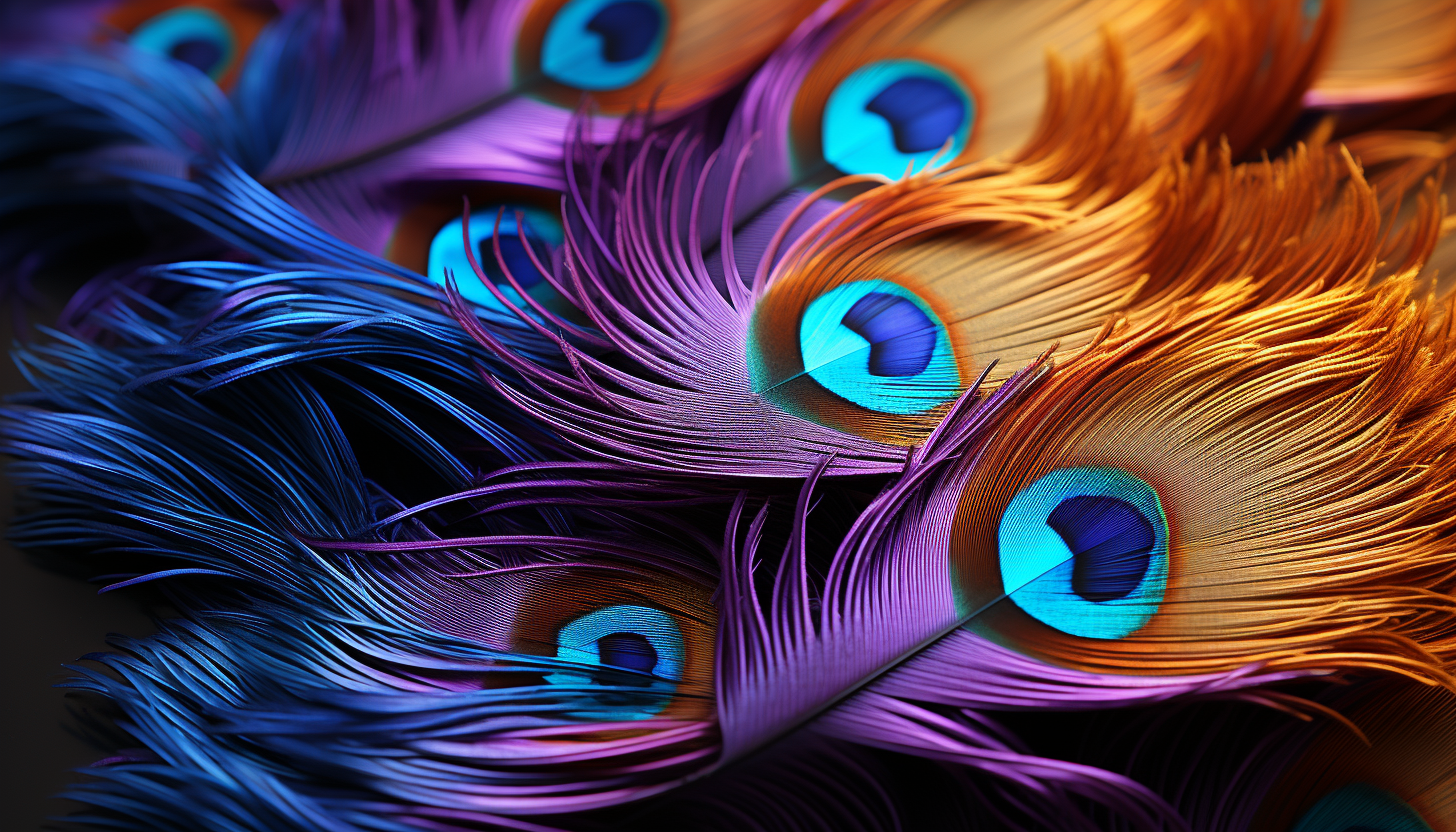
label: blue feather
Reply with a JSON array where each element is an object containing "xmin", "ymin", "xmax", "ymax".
[{"xmin": 0, "ymin": 259, "xmax": 1173, "ymax": 831}]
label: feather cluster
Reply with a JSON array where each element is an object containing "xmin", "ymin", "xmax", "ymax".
[{"xmin": 6, "ymin": 1, "xmax": 1456, "ymax": 830}]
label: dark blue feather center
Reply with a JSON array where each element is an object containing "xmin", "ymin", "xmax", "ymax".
[
  {"xmin": 169, "ymin": 39, "xmax": 225, "ymax": 75},
  {"xmin": 478, "ymin": 230, "xmax": 546, "ymax": 289},
  {"xmin": 839, "ymin": 292, "xmax": 938, "ymax": 377},
  {"xmin": 864, "ymin": 77, "xmax": 967, "ymax": 155},
  {"xmin": 1046, "ymin": 495, "xmax": 1156, "ymax": 603},
  {"xmin": 586, "ymin": 2, "xmax": 664, "ymax": 64},
  {"xmin": 597, "ymin": 632, "xmax": 658, "ymax": 675}
]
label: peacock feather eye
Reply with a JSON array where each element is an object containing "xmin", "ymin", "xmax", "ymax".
[
  {"xmin": 501, "ymin": 568, "xmax": 717, "ymax": 722},
  {"xmin": 995, "ymin": 467, "xmax": 1169, "ymax": 640},
  {"xmin": 821, "ymin": 59, "xmax": 976, "ymax": 179},
  {"xmin": 127, "ymin": 6, "xmax": 235, "ymax": 80},
  {"xmin": 540, "ymin": 0, "xmax": 669, "ymax": 91},
  {"xmin": 541, "ymin": 604, "xmax": 687, "ymax": 720},
  {"xmin": 796, "ymin": 280, "xmax": 961, "ymax": 415},
  {"xmin": 106, "ymin": 1, "xmax": 273, "ymax": 88},
  {"xmin": 424, "ymin": 204, "xmax": 565, "ymax": 312},
  {"xmin": 748, "ymin": 274, "xmax": 968, "ymax": 444},
  {"xmin": 519, "ymin": 0, "xmax": 818, "ymax": 115},
  {"xmin": 1289, "ymin": 784, "xmax": 1435, "ymax": 832},
  {"xmin": 547, "ymin": 604, "xmax": 684, "ymax": 691}
]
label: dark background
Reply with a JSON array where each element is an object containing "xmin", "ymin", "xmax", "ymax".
[{"xmin": 0, "ymin": 293, "xmax": 155, "ymax": 832}]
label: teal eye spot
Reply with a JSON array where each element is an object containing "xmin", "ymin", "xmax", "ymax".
[
  {"xmin": 540, "ymin": 0, "xmax": 668, "ymax": 91},
  {"xmin": 552, "ymin": 605, "xmax": 684, "ymax": 680},
  {"xmin": 426, "ymin": 205, "xmax": 564, "ymax": 312},
  {"xmin": 129, "ymin": 6, "xmax": 236, "ymax": 81},
  {"xmin": 546, "ymin": 604, "xmax": 684, "ymax": 719},
  {"xmin": 798, "ymin": 280, "xmax": 960, "ymax": 415},
  {"xmin": 1291, "ymin": 783, "xmax": 1433, "ymax": 832},
  {"xmin": 998, "ymin": 467, "xmax": 1168, "ymax": 640},
  {"xmin": 822, "ymin": 59, "xmax": 975, "ymax": 179}
]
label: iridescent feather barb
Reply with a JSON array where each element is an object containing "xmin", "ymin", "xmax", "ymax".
[{"xmin": 1310, "ymin": 0, "xmax": 1456, "ymax": 107}]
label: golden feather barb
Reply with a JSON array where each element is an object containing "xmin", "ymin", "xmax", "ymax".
[
  {"xmin": 1254, "ymin": 682, "xmax": 1456, "ymax": 832},
  {"xmin": 788, "ymin": 0, "xmax": 1326, "ymax": 174},
  {"xmin": 752, "ymin": 105, "xmax": 1443, "ymax": 446},
  {"xmin": 1311, "ymin": 0, "xmax": 1456, "ymax": 107},
  {"xmin": 950, "ymin": 278, "xmax": 1456, "ymax": 684}
]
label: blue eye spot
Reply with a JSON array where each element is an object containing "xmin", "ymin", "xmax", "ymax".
[
  {"xmin": 998, "ymin": 468, "xmax": 1168, "ymax": 640},
  {"xmin": 865, "ymin": 77, "xmax": 968, "ymax": 155},
  {"xmin": 586, "ymin": 2, "xmax": 661, "ymax": 63},
  {"xmin": 798, "ymin": 280, "xmax": 960, "ymax": 415},
  {"xmin": 1048, "ymin": 495, "xmax": 1156, "ymax": 603},
  {"xmin": 426, "ymin": 205, "xmax": 564, "ymax": 312},
  {"xmin": 596, "ymin": 632, "xmax": 658, "ymax": 676},
  {"xmin": 170, "ymin": 38, "xmax": 225, "ymax": 74},
  {"xmin": 128, "ymin": 7, "xmax": 236, "ymax": 80},
  {"xmin": 545, "ymin": 604, "xmax": 684, "ymax": 719},
  {"xmin": 823, "ymin": 59, "xmax": 974, "ymax": 179},
  {"xmin": 541, "ymin": 0, "xmax": 667, "ymax": 91},
  {"xmin": 552, "ymin": 605, "xmax": 684, "ymax": 681},
  {"xmin": 840, "ymin": 292, "xmax": 938, "ymax": 377},
  {"xmin": 1290, "ymin": 783, "xmax": 1432, "ymax": 832}
]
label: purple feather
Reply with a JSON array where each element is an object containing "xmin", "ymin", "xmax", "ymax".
[
  {"xmin": 238, "ymin": 0, "xmax": 822, "ymax": 256},
  {"xmin": 0, "ymin": 0, "xmax": 118, "ymax": 54},
  {"xmin": 271, "ymin": 95, "xmax": 587, "ymax": 253},
  {"xmin": 691, "ymin": 0, "xmax": 870, "ymax": 247},
  {"xmin": 256, "ymin": 0, "xmax": 536, "ymax": 183}
]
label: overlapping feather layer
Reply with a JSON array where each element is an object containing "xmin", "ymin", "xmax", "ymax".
[{"xmin": 7, "ymin": 2, "xmax": 1456, "ymax": 831}]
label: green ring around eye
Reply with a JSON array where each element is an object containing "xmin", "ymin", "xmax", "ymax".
[
  {"xmin": 822, "ymin": 59, "xmax": 975, "ymax": 179},
  {"xmin": 128, "ymin": 6, "xmax": 236, "ymax": 81},
  {"xmin": 798, "ymin": 280, "xmax": 960, "ymax": 415},
  {"xmin": 997, "ymin": 467, "xmax": 1168, "ymax": 640},
  {"xmin": 549, "ymin": 604, "xmax": 685, "ymax": 682},
  {"xmin": 540, "ymin": 0, "xmax": 668, "ymax": 91},
  {"xmin": 1290, "ymin": 783, "xmax": 1433, "ymax": 832}
]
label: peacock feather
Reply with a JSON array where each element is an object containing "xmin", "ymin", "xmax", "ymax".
[
  {"xmin": 7, "ymin": 2, "xmax": 1456, "ymax": 831},
  {"xmin": 454, "ymin": 55, "xmax": 1445, "ymax": 474}
]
